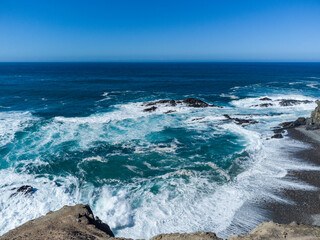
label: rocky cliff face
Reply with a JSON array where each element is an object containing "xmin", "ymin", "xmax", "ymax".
[
  {"xmin": 1, "ymin": 205, "xmax": 320, "ymax": 240},
  {"xmin": 307, "ymin": 101, "xmax": 320, "ymax": 130},
  {"xmin": 0, "ymin": 204, "xmax": 127, "ymax": 240}
]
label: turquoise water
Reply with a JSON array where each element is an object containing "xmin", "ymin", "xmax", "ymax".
[{"xmin": 0, "ymin": 63, "xmax": 320, "ymax": 238}]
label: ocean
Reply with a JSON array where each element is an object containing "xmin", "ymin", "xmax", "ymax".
[{"xmin": 0, "ymin": 62, "xmax": 320, "ymax": 239}]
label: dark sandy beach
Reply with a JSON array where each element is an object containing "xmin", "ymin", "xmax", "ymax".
[{"xmin": 267, "ymin": 127, "xmax": 320, "ymax": 226}]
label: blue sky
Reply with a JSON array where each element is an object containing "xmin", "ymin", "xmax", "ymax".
[{"xmin": 0, "ymin": 0, "xmax": 320, "ymax": 61}]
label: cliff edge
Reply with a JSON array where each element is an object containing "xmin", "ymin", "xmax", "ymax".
[{"xmin": 1, "ymin": 205, "xmax": 320, "ymax": 240}]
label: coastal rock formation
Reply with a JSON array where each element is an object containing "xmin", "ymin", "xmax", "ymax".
[
  {"xmin": 272, "ymin": 117, "xmax": 307, "ymax": 138},
  {"xmin": 306, "ymin": 101, "xmax": 320, "ymax": 130},
  {"xmin": 0, "ymin": 204, "xmax": 122, "ymax": 240},
  {"xmin": 142, "ymin": 98, "xmax": 222, "ymax": 112},
  {"xmin": 223, "ymin": 114, "xmax": 258, "ymax": 125},
  {"xmin": 278, "ymin": 99, "xmax": 313, "ymax": 106},
  {"xmin": 10, "ymin": 185, "xmax": 36, "ymax": 197},
  {"xmin": 1, "ymin": 205, "xmax": 320, "ymax": 240},
  {"xmin": 250, "ymin": 98, "xmax": 314, "ymax": 108},
  {"xmin": 151, "ymin": 232, "xmax": 222, "ymax": 240},
  {"xmin": 228, "ymin": 221, "xmax": 320, "ymax": 240}
]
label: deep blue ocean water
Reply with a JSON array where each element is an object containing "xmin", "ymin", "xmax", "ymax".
[{"xmin": 0, "ymin": 63, "xmax": 320, "ymax": 239}]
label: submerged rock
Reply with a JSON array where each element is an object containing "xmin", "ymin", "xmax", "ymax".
[{"xmin": 0, "ymin": 204, "xmax": 119, "ymax": 240}]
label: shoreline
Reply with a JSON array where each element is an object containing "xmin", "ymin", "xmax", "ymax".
[{"xmin": 267, "ymin": 126, "xmax": 320, "ymax": 226}]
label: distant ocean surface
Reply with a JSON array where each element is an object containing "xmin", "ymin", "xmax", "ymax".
[{"xmin": 0, "ymin": 62, "xmax": 320, "ymax": 239}]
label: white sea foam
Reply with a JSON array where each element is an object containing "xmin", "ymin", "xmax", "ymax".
[
  {"xmin": 0, "ymin": 111, "xmax": 36, "ymax": 147},
  {"xmin": 220, "ymin": 93, "xmax": 239, "ymax": 99},
  {"xmin": 0, "ymin": 169, "xmax": 80, "ymax": 236},
  {"xmin": 1, "ymin": 94, "xmax": 320, "ymax": 240}
]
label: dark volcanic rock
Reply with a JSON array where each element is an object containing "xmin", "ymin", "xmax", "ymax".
[
  {"xmin": 224, "ymin": 114, "xmax": 258, "ymax": 125},
  {"xmin": 182, "ymin": 98, "xmax": 210, "ymax": 108},
  {"xmin": 278, "ymin": 99, "xmax": 313, "ymax": 106},
  {"xmin": 260, "ymin": 97, "xmax": 272, "ymax": 101},
  {"xmin": 143, "ymin": 106, "xmax": 157, "ymax": 112},
  {"xmin": 144, "ymin": 99, "xmax": 176, "ymax": 107},
  {"xmin": 164, "ymin": 110, "xmax": 176, "ymax": 114},
  {"xmin": 280, "ymin": 117, "xmax": 306, "ymax": 129},
  {"xmin": 10, "ymin": 185, "xmax": 36, "ymax": 197},
  {"xmin": 142, "ymin": 98, "xmax": 222, "ymax": 110},
  {"xmin": 271, "ymin": 133, "xmax": 283, "ymax": 139},
  {"xmin": 252, "ymin": 103, "xmax": 273, "ymax": 107}
]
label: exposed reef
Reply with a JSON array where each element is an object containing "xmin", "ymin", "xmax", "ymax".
[
  {"xmin": 142, "ymin": 98, "xmax": 223, "ymax": 112},
  {"xmin": 250, "ymin": 98, "xmax": 314, "ymax": 108}
]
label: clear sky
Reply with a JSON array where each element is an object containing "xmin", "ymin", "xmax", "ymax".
[{"xmin": 1, "ymin": 0, "xmax": 320, "ymax": 62}]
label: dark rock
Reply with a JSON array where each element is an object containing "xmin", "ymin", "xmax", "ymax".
[
  {"xmin": 252, "ymin": 103, "xmax": 273, "ymax": 107},
  {"xmin": 54, "ymin": 181, "xmax": 62, "ymax": 187},
  {"xmin": 223, "ymin": 114, "xmax": 258, "ymax": 125},
  {"xmin": 192, "ymin": 117, "xmax": 205, "ymax": 121},
  {"xmin": 278, "ymin": 99, "xmax": 313, "ymax": 106},
  {"xmin": 260, "ymin": 97, "xmax": 272, "ymax": 101},
  {"xmin": 280, "ymin": 117, "xmax": 306, "ymax": 129},
  {"xmin": 10, "ymin": 185, "xmax": 36, "ymax": 197},
  {"xmin": 164, "ymin": 110, "xmax": 176, "ymax": 114},
  {"xmin": 272, "ymin": 133, "xmax": 283, "ymax": 139},
  {"xmin": 182, "ymin": 98, "xmax": 210, "ymax": 108},
  {"xmin": 144, "ymin": 99, "xmax": 176, "ymax": 107},
  {"xmin": 142, "ymin": 98, "xmax": 223, "ymax": 110},
  {"xmin": 143, "ymin": 106, "xmax": 157, "ymax": 112}
]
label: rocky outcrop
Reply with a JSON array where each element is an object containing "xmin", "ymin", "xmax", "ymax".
[
  {"xmin": 250, "ymin": 98, "xmax": 314, "ymax": 108},
  {"xmin": 10, "ymin": 185, "xmax": 36, "ymax": 197},
  {"xmin": 223, "ymin": 114, "xmax": 258, "ymax": 125},
  {"xmin": 0, "ymin": 204, "xmax": 124, "ymax": 240},
  {"xmin": 272, "ymin": 117, "xmax": 307, "ymax": 138},
  {"xmin": 228, "ymin": 221, "xmax": 320, "ymax": 240},
  {"xmin": 142, "ymin": 98, "xmax": 222, "ymax": 112},
  {"xmin": 278, "ymin": 99, "xmax": 313, "ymax": 106},
  {"xmin": 306, "ymin": 101, "xmax": 320, "ymax": 130}
]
